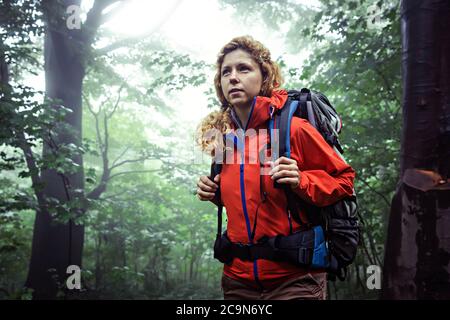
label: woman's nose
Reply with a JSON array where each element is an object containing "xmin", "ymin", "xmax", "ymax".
[
  {"xmin": 228, "ymin": 70, "xmax": 239, "ymax": 81},
  {"xmin": 229, "ymin": 70, "xmax": 239, "ymax": 83}
]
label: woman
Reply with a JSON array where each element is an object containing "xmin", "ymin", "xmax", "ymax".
[{"xmin": 196, "ymin": 36, "xmax": 355, "ymax": 300}]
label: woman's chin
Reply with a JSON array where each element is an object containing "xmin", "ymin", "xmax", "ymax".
[{"xmin": 230, "ymin": 99, "xmax": 251, "ymax": 109}]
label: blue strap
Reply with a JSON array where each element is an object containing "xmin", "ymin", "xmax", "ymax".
[
  {"xmin": 311, "ymin": 226, "xmax": 330, "ymax": 269},
  {"xmin": 268, "ymin": 100, "xmax": 299, "ymax": 160},
  {"xmin": 285, "ymin": 100, "xmax": 299, "ymax": 158},
  {"xmin": 268, "ymin": 117, "xmax": 277, "ymax": 160}
]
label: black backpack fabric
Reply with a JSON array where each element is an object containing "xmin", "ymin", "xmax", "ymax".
[{"xmin": 272, "ymin": 88, "xmax": 360, "ymax": 280}]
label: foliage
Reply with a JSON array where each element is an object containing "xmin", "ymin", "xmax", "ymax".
[{"xmin": 1, "ymin": 0, "xmax": 401, "ymax": 300}]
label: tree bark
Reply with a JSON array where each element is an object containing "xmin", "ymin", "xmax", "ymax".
[
  {"xmin": 25, "ymin": 0, "xmax": 86, "ymax": 299},
  {"xmin": 382, "ymin": 0, "xmax": 450, "ymax": 299}
]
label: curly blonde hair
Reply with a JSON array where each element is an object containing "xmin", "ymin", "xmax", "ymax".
[{"xmin": 196, "ymin": 35, "xmax": 283, "ymax": 157}]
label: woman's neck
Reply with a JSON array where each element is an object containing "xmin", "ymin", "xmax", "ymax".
[{"xmin": 233, "ymin": 104, "xmax": 252, "ymax": 129}]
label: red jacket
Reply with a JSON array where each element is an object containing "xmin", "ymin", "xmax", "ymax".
[{"xmin": 219, "ymin": 89, "xmax": 356, "ymax": 289}]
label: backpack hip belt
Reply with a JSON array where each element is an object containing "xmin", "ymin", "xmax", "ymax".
[{"xmin": 214, "ymin": 226, "xmax": 336, "ymax": 270}]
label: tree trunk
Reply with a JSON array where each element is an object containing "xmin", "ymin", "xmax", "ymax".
[
  {"xmin": 25, "ymin": 0, "xmax": 86, "ymax": 299},
  {"xmin": 189, "ymin": 254, "xmax": 194, "ymax": 282},
  {"xmin": 382, "ymin": 0, "xmax": 450, "ymax": 299},
  {"xmin": 95, "ymin": 232, "xmax": 102, "ymax": 291}
]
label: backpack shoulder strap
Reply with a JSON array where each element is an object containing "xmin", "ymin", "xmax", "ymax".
[
  {"xmin": 210, "ymin": 133, "xmax": 226, "ymax": 238},
  {"xmin": 270, "ymin": 94, "xmax": 302, "ymax": 163},
  {"xmin": 269, "ymin": 93, "xmax": 307, "ymax": 227},
  {"xmin": 210, "ymin": 162, "xmax": 223, "ymax": 238}
]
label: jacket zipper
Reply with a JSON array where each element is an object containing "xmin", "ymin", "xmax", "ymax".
[{"xmin": 234, "ymin": 97, "xmax": 263, "ymax": 287}]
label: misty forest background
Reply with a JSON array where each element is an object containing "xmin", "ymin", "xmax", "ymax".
[{"xmin": 0, "ymin": 0, "xmax": 416, "ymax": 299}]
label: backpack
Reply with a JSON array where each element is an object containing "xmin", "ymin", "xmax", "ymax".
[{"xmin": 211, "ymin": 88, "xmax": 360, "ymax": 281}]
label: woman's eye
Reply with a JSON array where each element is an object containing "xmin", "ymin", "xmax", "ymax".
[
  {"xmin": 240, "ymin": 66, "xmax": 250, "ymax": 72},
  {"xmin": 222, "ymin": 70, "xmax": 230, "ymax": 76}
]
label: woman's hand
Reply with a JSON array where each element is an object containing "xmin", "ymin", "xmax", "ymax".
[
  {"xmin": 196, "ymin": 174, "xmax": 220, "ymax": 201},
  {"xmin": 268, "ymin": 157, "xmax": 301, "ymax": 189}
]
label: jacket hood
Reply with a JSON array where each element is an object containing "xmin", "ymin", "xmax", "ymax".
[{"xmin": 230, "ymin": 89, "xmax": 288, "ymax": 130}]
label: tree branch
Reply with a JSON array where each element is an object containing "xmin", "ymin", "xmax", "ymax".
[
  {"xmin": 89, "ymin": 111, "xmax": 111, "ymax": 199},
  {"xmin": 83, "ymin": 0, "xmax": 123, "ymax": 46},
  {"xmin": 103, "ymin": 112, "xmax": 109, "ymax": 166},
  {"xmin": 99, "ymin": 189, "xmax": 131, "ymax": 200},
  {"xmin": 111, "ymin": 146, "xmax": 130, "ymax": 167},
  {"xmin": 361, "ymin": 233, "xmax": 376, "ymax": 266},
  {"xmin": 95, "ymin": 0, "xmax": 183, "ymax": 55},
  {"xmin": 17, "ymin": 132, "xmax": 46, "ymax": 207},
  {"xmin": 99, "ymin": 0, "xmax": 129, "ymax": 25},
  {"xmin": 89, "ymin": 99, "xmax": 104, "ymax": 153},
  {"xmin": 373, "ymin": 64, "xmax": 401, "ymax": 106},
  {"xmin": 109, "ymin": 156, "xmax": 156, "ymax": 171},
  {"xmin": 106, "ymin": 83, "xmax": 125, "ymax": 120},
  {"xmin": 84, "ymin": 94, "xmax": 111, "ymax": 200},
  {"xmin": 358, "ymin": 176, "xmax": 391, "ymax": 208},
  {"xmin": 108, "ymin": 169, "xmax": 161, "ymax": 181}
]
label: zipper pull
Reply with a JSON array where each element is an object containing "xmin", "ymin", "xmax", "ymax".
[{"xmin": 269, "ymin": 105, "xmax": 275, "ymax": 119}]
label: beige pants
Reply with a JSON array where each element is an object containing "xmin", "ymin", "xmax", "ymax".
[{"xmin": 221, "ymin": 273, "xmax": 327, "ymax": 300}]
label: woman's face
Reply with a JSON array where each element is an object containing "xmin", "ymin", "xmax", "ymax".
[{"xmin": 220, "ymin": 49, "xmax": 263, "ymax": 110}]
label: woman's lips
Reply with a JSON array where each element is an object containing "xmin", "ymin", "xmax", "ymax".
[{"xmin": 229, "ymin": 90, "xmax": 243, "ymax": 96}]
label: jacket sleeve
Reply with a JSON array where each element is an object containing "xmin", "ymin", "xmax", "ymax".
[{"xmin": 289, "ymin": 119, "xmax": 356, "ymax": 207}]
